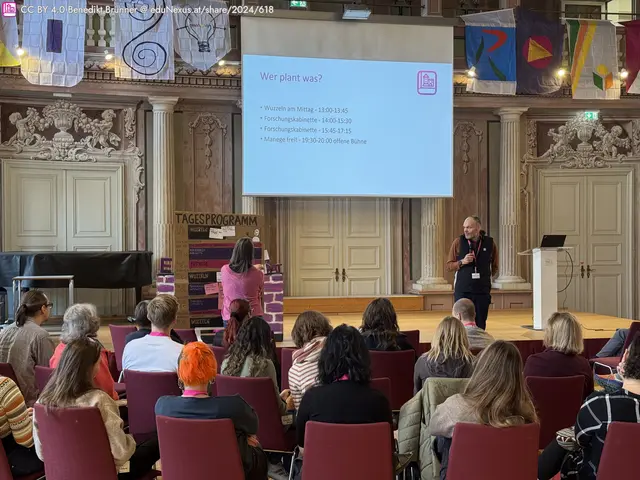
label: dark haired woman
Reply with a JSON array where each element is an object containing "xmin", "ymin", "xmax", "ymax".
[
  {"xmin": 125, "ymin": 300, "xmax": 183, "ymax": 346},
  {"xmin": 538, "ymin": 334, "xmax": 640, "ymax": 480},
  {"xmin": 361, "ymin": 298, "xmax": 414, "ymax": 352},
  {"xmin": 220, "ymin": 238, "xmax": 264, "ymax": 325},
  {"xmin": 296, "ymin": 324, "xmax": 393, "ymax": 447},
  {"xmin": 221, "ymin": 317, "xmax": 291, "ymax": 415},
  {"xmin": 0, "ymin": 291, "xmax": 54, "ymax": 405},
  {"xmin": 212, "ymin": 298, "xmax": 251, "ymax": 348},
  {"xmin": 34, "ymin": 337, "xmax": 160, "ymax": 479},
  {"xmin": 289, "ymin": 310, "xmax": 333, "ymax": 410}
]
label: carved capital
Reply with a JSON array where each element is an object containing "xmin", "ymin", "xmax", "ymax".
[
  {"xmin": 495, "ymin": 107, "xmax": 529, "ymax": 122},
  {"xmin": 148, "ymin": 96, "xmax": 179, "ymax": 112}
]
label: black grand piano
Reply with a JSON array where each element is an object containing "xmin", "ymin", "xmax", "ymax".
[{"xmin": 0, "ymin": 251, "xmax": 153, "ymax": 320}]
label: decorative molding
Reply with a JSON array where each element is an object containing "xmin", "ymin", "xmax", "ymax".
[
  {"xmin": 187, "ymin": 113, "xmax": 228, "ymax": 175},
  {"xmin": 454, "ymin": 121, "xmax": 483, "ymax": 174},
  {"xmin": 124, "ymin": 107, "xmax": 136, "ymax": 144},
  {"xmin": 236, "ymin": 99, "xmax": 242, "ymax": 110}
]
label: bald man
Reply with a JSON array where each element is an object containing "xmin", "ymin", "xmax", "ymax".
[{"xmin": 446, "ymin": 216, "xmax": 498, "ymax": 330}]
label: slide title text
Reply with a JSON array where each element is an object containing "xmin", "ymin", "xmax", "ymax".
[{"xmin": 260, "ymin": 72, "xmax": 323, "ymax": 83}]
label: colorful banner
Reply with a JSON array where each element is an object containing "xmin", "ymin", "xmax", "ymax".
[
  {"xmin": 515, "ymin": 8, "xmax": 564, "ymax": 95},
  {"xmin": 566, "ymin": 19, "xmax": 620, "ymax": 100},
  {"xmin": 623, "ymin": 20, "xmax": 640, "ymax": 94},
  {"xmin": 20, "ymin": 0, "xmax": 86, "ymax": 86},
  {"xmin": 462, "ymin": 9, "xmax": 517, "ymax": 95},
  {"xmin": 0, "ymin": 12, "xmax": 19, "ymax": 66}
]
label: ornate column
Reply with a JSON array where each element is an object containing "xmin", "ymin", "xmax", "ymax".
[
  {"xmin": 413, "ymin": 198, "xmax": 451, "ymax": 291},
  {"xmin": 242, "ymin": 196, "xmax": 264, "ymax": 215},
  {"xmin": 493, "ymin": 107, "xmax": 530, "ymax": 290},
  {"xmin": 148, "ymin": 96, "xmax": 179, "ymax": 274}
]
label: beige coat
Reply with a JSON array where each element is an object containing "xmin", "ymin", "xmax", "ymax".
[{"xmin": 397, "ymin": 377, "xmax": 469, "ymax": 480}]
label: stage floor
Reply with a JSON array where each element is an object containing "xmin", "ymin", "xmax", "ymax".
[{"xmin": 96, "ymin": 309, "xmax": 630, "ymax": 350}]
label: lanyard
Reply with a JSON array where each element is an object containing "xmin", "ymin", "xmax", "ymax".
[
  {"xmin": 183, "ymin": 389, "xmax": 208, "ymax": 397},
  {"xmin": 149, "ymin": 332, "xmax": 168, "ymax": 337},
  {"xmin": 468, "ymin": 238, "xmax": 482, "ymax": 273}
]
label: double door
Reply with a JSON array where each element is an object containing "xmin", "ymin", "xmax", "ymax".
[
  {"xmin": 288, "ymin": 198, "xmax": 391, "ymax": 297},
  {"xmin": 537, "ymin": 170, "xmax": 632, "ymax": 317},
  {"xmin": 2, "ymin": 160, "xmax": 125, "ymax": 315}
]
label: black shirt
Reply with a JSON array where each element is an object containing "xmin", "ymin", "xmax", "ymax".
[
  {"xmin": 295, "ymin": 380, "xmax": 393, "ymax": 447},
  {"xmin": 155, "ymin": 394, "xmax": 260, "ymax": 474}
]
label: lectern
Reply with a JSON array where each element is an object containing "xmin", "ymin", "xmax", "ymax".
[{"xmin": 518, "ymin": 247, "xmax": 572, "ymax": 330}]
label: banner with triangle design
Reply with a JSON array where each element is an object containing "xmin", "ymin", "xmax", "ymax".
[{"xmin": 516, "ymin": 7, "xmax": 564, "ymax": 94}]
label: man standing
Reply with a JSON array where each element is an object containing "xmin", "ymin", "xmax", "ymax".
[{"xmin": 446, "ymin": 216, "xmax": 498, "ymax": 330}]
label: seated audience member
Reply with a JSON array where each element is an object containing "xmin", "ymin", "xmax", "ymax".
[
  {"xmin": 50, "ymin": 303, "xmax": 117, "ymax": 400},
  {"xmin": 125, "ymin": 300, "xmax": 183, "ymax": 346},
  {"xmin": 156, "ymin": 342, "xmax": 268, "ymax": 480},
  {"xmin": 221, "ymin": 238, "xmax": 264, "ymax": 325},
  {"xmin": 296, "ymin": 324, "xmax": 393, "ymax": 449},
  {"xmin": 122, "ymin": 295, "xmax": 183, "ymax": 373},
  {"xmin": 0, "ymin": 291, "xmax": 54, "ymax": 406},
  {"xmin": 538, "ymin": 335, "xmax": 640, "ymax": 480},
  {"xmin": 34, "ymin": 337, "xmax": 160, "ymax": 479},
  {"xmin": 0, "ymin": 375, "xmax": 43, "ymax": 476},
  {"xmin": 221, "ymin": 317, "xmax": 291, "ymax": 415},
  {"xmin": 452, "ymin": 298, "xmax": 494, "ymax": 350},
  {"xmin": 212, "ymin": 299, "xmax": 251, "ymax": 348},
  {"xmin": 360, "ymin": 298, "xmax": 414, "ymax": 352},
  {"xmin": 413, "ymin": 316, "xmax": 475, "ymax": 394},
  {"xmin": 428, "ymin": 341, "xmax": 537, "ymax": 478},
  {"xmin": 524, "ymin": 312, "xmax": 593, "ymax": 401},
  {"xmin": 288, "ymin": 311, "xmax": 333, "ymax": 410}
]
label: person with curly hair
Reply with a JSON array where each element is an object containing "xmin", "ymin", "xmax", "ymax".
[
  {"xmin": 221, "ymin": 317, "xmax": 291, "ymax": 415},
  {"xmin": 212, "ymin": 299, "xmax": 251, "ymax": 348},
  {"xmin": 360, "ymin": 298, "xmax": 414, "ymax": 352},
  {"xmin": 288, "ymin": 311, "xmax": 333, "ymax": 410}
]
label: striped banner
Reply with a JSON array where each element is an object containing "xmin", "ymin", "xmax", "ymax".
[{"xmin": 567, "ymin": 19, "xmax": 620, "ymax": 100}]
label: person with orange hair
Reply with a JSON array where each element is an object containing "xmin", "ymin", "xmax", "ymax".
[{"xmin": 155, "ymin": 342, "xmax": 268, "ymax": 480}]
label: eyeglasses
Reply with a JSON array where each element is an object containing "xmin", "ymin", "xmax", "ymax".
[{"xmin": 46, "ymin": 303, "xmax": 53, "ymax": 308}]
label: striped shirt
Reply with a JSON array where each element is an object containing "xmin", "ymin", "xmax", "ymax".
[
  {"xmin": 569, "ymin": 389, "xmax": 640, "ymax": 479},
  {"xmin": 0, "ymin": 376, "xmax": 34, "ymax": 447},
  {"xmin": 289, "ymin": 337, "xmax": 326, "ymax": 410}
]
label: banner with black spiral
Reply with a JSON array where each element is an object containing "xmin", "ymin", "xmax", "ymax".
[
  {"xmin": 173, "ymin": 0, "xmax": 231, "ymax": 71},
  {"xmin": 114, "ymin": 0, "xmax": 175, "ymax": 80}
]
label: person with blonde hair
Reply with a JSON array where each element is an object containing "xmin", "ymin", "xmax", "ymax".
[
  {"xmin": 413, "ymin": 316, "xmax": 475, "ymax": 394},
  {"xmin": 429, "ymin": 341, "xmax": 538, "ymax": 477},
  {"xmin": 50, "ymin": 303, "xmax": 117, "ymax": 400},
  {"xmin": 288, "ymin": 311, "xmax": 333, "ymax": 410},
  {"xmin": 122, "ymin": 295, "xmax": 183, "ymax": 373},
  {"xmin": 524, "ymin": 312, "xmax": 593, "ymax": 400},
  {"xmin": 156, "ymin": 342, "xmax": 267, "ymax": 479}
]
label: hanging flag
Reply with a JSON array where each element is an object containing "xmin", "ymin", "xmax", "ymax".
[
  {"xmin": 515, "ymin": 8, "xmax": 564, "ymax": 95},
  {"xmin": 0, "ymin": 13, "xmax": 19, "ymax": 67},
  {"xmin": 622, "ymin": 20, "xmax": 640, "ymax": 94},
  {"xmin": 114, "ymin": 0, "xmax": 175, "ymax": 81},
  {"xmin": 173, "ymin": 0, "xmax": 231, "ymax": 71},
  {"xmin": 566, "ymin": 19, "xmax": 620, "ymax": 100},
  {"xmin": 20, "ymin": 0, "xmax": 86, "ymax": 86},
  {"xmin": 462, "ymin": 9, "xmax": 517, "ymax": 95}
]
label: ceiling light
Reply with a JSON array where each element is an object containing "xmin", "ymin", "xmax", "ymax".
[
  {"xmin": 16, "ymin": 47, "xmax": 25, "ymax": 56},
  {"xmin": 342, "ymin": 4, "xmax": 371, "ymax": 20},
  {"xmin": 621, "ymin": 68, "xmax": 629, "ymax": 79},
  {"xmin": 556, "ymin": 68, "xmax": 566, "ymax": 78}
]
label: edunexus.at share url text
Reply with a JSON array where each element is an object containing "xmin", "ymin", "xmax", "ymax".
[{"xmin": 19, "ymin": 5, "xmax": 275, "ymax": 15}]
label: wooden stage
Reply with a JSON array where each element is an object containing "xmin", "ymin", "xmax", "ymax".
[{"xmin": 95, "ymin": 309, "xmax": 630, "ymax": 351}]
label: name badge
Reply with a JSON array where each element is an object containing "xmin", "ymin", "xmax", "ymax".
[{"xmin": 472, "ymin": 273, "xmax": 481, "ymax": 280}]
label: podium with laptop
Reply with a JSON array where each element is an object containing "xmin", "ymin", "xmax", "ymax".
[{"xmin": 519, "ymin": 235, "xmax": 570, "ymax": 330}]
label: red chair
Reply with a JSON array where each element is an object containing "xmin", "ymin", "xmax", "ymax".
[
  {"xmin": 123, "ymin": 370, "xmax": 181, "ymax": 443},
  {"xmin": 526, "ymin": 375, "xmax": 584, "ymax": 449},
  {"xmin": 447, "ymin": 423, "xmax": 539, "ymax": 480},
  {"xmin": 156, "ymin": 416, "xmax": 244, "ymax": 479},
  {"xmin": 108, "ymin": 324, "xmax": 136, "ymax": 373},
  {"xmin": 215, "ymin": 375, "xmax": 296, "ymax": 453},
  {"xmin": 280, "ymin": 347, "xmax": 295, "ymax": 391},
  {"xmin": 35, "ymin": 365, "xmax": 54, "ymax": 394},
  {"xmin": 209, "ymin": 346, "xmax": 226, "ymax": 373},
  {"xmin": 174, "ymin": 328, "xmax": 198, "ymax": 344},
  {"xmin": 597, "ymin": 421, "xmax": 640, "ymax": 479},
  {"xmin": 591, "ymin": 321, "xmax": 640, "ymax": 370},
  {"xmin": 0, "ymin": 438, "xmax": 43, "ymax": 480},
  {"xmin": 301, "ymin": 421, "xmax": 394, "ymax": 480},
  {"xmin": 0, "ymin": 362, "xmax": 18, "ymax": 384},
  {"xmin": 370, "ymin": 377, "xmax": 392, "ymax": 404},
  {"xmin": 400, "ymin": 330, "xmax": 420, "ymax": 352},
  {"xmin": 33, "ymin": 404, "xmax": 158, "ymax": 480},
  {"xmin": 369, "ymin": 350, "xmax": 415, "ymax": 410}
]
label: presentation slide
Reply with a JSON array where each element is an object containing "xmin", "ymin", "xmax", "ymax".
[{"xmin": 242, "ymin": 54, "xmax": 453, "ymax": 197}]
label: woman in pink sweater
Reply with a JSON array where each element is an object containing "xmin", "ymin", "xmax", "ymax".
[{"xmin": 220, "ymin": 237, "xmax": 264, "ymax": 323}]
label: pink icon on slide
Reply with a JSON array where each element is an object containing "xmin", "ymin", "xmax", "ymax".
[{"xmin": 417, "ymin": 71, "xmax": 437, "ymax": 95}]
